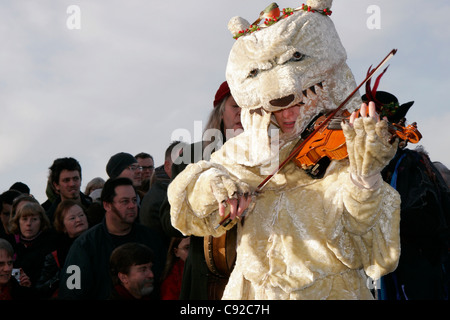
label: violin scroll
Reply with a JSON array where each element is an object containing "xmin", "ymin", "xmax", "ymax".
[{"xmin": 388, "ymin": 121, "xmax": 422, "ymax": 144}]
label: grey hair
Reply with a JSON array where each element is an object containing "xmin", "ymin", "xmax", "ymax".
[{"xmin": 0, "ymin": 238, "xmax": 14, "ymax": 257}]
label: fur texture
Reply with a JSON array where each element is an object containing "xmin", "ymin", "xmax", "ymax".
[{"xmin": 168, "ymin": 1, "xmax": 401, "ymax": 300}]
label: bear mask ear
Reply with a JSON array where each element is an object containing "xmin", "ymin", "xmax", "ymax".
[
  {"xmin": 307, "ymin": 0, "xmax": 333, "ymax": 11},
  {"xmin": 228, "ymin": 16, "xmax": 250, "ymax": 36}
]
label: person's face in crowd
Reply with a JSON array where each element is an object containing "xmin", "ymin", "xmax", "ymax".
[
  {"xmin": 273, "ymin": 105, "xmax": 301, "ymax": 133},
  {"xmin": 0, "ymin": 249, "xmax": 13, "ymax": 287},
  {"xmin": 119, "ymin": 262, "xmax": 154, "ymax": 299},
  {"xmin": 109, "ymin": 185, "xmax": 138, "ymax": 226},
  {"xmin": 174, "ymin": 237, "xmax": 190, "ymax": 262},
  {"xmin": 55, "ymin": 170, "xmax": 81, "ymax": 201},
  {"xmin": 222, "ymin": 95, "xmax": 243, "ymax": 132},
  {"xmin": 63, "ymin": 204, "xmax": 88, "ymax": 238},
  {"xmin": 137, "ymin": 157, "xmax": 154, "ymax": 183},
  {"xmin": 19, "ymin": 213, "xmax": 41, "ymax": 239},
  {"xmin": 0, "ymin": 203, "xmax": 12, "ymax": 231},
  {"xmin": 119, "ymin": 164, "xmax": 142, "ymax": 188}
]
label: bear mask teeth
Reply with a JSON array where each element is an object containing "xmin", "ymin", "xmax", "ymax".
[
  {"xmin": 302, "ymin": 82, "xmax": 323, "ymax": 98},
  {"xmin": 301, "ymin": 81, "xmax": 324, "ymax": 101}
]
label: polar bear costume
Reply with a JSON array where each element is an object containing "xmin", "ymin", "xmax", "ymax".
[{"xmin": 168, "ymin": 0, "xmax": 401, "ymax": 300}]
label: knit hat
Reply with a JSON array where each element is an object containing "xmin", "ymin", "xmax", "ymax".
[
  {"xmin": 213, "ymin": 81, "xmax": 231, "ymax": 108},
  {"xmin": 106, "ymin": 152, "xmax": 137, "ymax": 178}
]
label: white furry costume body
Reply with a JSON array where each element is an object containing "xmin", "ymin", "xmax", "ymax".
[{"xmin": 168, "ymin": 0, "xmax": 400, "ymax": 300}]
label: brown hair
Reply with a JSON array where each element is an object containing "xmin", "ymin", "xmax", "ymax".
[
  {"xmin": 53, "ymin": 199, "xmax": 86, "ymax": 233},
  {"xmin": 9, "ymin": 197, "xmax": 50, "ymax": 235},
  {"xmin": 109, "ymin": 242, "xmax": 154, "ymax": 286}
]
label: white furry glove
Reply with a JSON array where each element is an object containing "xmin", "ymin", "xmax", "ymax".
[
  {"xmin": 187, "ymin": 166, "xmax": 252, "ymax": 219},
  {"xmin": 206, "ymin": 168, "xmax": 251, "ymax": 204},
  {"xmin": 341, "ymin": 102, "xmax": 397, "ymax": 189}
]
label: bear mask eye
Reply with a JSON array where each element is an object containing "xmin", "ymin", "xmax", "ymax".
[
  {"xmin": 248, "ymin": 69, "xmax": 260, "ymax": 78},
  {"xmin": 291, "ymin": 51, "xmax": 304, "ymax": 62}
]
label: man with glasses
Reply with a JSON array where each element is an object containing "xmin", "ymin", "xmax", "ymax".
[
  {"xmin": 135, "ymin": 152, "xmax": 155, "ymax": 194},
  {"xmin": 86, "ymin": 152, "xmax": 144, "ymax": 227},
  {"xmin": 58, "ymin": 177, "xmax": 165, "ymax": 299}
]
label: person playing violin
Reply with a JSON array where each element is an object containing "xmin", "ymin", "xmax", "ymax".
[{"xmin": 167, "ymin": 1, "xmax": 402, "ymax": 300}]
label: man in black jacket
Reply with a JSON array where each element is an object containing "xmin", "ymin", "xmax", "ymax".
[
  {"xmin": 57, "ymin": 177, "xmax": 165, "ymax": 300},
  {"xmin": 140, "ymin": 140, "xmax": 185, "ymax": 252}
]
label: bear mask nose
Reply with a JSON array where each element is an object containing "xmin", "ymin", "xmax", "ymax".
[{"xmin": 270, "ymin": 94, "xmax": 295, "ymax": 107}]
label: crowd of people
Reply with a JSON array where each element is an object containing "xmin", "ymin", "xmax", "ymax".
[
  {"xmin": 1, "ymin": 80, "xmax": 449, "ymax": 300},
  {"xmin": 0, "ymin": 81, "xmax": 240, "ymax": 300},
  {"xmin": 0, "ymin": 152, "xmax": 176, "ymax": 300}
]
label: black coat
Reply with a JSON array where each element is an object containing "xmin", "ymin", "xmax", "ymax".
[
  {"xmin": 13, "ymin": 230, "xmax": 58, "ymax": 287},
  {"xmin": 381, "ymin": 148, "xmax": 450, "ymax": 300},
  {"xmin": 57, "ymin": 218, "xmax": 165, "ymax": 300},
  {"xmin": 140, "ymin": 167, "xmax": 171, "ymax": 251},
  {"xmin": 160, "ymin": 141, "xmax": 229, "ymax": 300}
]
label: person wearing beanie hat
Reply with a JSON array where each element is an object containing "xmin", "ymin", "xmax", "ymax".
[
  {"xmin": 106, "ymin": 152, "xmax": 142, "ymax": 188},
  {"xmin": 213, "ymin": 81, "xmax": 231, "ymax": 108},
  {"xmin": 205, "ymin": 81, "xmax": 243, "ymax": 139},
  {"xmin": 84, "ymin": 153, "xmax": 142, "ymax": 227}
]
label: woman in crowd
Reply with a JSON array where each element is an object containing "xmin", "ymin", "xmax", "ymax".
[
  {"xmin": 0, "ymin": 238, "xmax": 36, "ymax": 300},
  {"xmin": 160, "ymin": 236, "xmax": 190, "ymax": 300},
  {"xmin": 9, "ymin": 195, "xmax": 58, "ymax": 287},
  {"xmin": 36, "ymin": 199, "xmax": 89, "ymax": 297}
]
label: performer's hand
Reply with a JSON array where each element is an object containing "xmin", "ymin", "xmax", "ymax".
[
  {"xmin": 207, "ymin": 170, "xmax": 252, "ymax": 219},
  {"xmin": 342, "ymin": 101, "xmax": 397, "ymax": 188},
  {"xmin": 219, "ymin": 192, "xmax": 252, "ymax": 220},
  {"xmin": 348, "ymin": 101, "xmax": 380, "ymax": 125}
]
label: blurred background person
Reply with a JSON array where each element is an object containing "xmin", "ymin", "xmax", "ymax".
[
  {"xmin": 160, "ymin": 236, "xmax": 190, "ymax": 300},
  {"xmin": 9, "ymin": 195, "xmax": 57, "ymax": 287},
  {"xmin": 109, "ymin": 242, "xmax": 155, "ymax": 300},
  {"xmin": 135, "ymin": 152, "xmax": 154, "ymax": 194},
  {"xmin": 36, "ymin": 199, "xmax": 89, "ymax": 298}
]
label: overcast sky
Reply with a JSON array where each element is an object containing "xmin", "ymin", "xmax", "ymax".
[{"xmin": 1, "ymin": 0, "xmax": 449, "ymax": 202}]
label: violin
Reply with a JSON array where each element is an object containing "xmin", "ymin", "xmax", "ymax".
[{"xmin": 293, "ymin": 108, "xmax": 422, "ymax": 170}]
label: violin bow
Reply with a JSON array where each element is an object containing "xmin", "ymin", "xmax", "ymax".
[{"xmin": 216, "ymin": 49, "xmax": 397, "ymax": 229}]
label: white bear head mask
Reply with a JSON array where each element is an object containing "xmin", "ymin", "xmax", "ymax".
[{"xmin": 226, "ymin": 0, "xmax": 361, "ymax": 141}]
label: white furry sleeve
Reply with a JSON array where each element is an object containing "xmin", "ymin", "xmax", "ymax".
[
  {"xmin": 167, "ymin": 160, "xmax": 237, "ymax": 237},
  {"xmin": 324, "ymin": 172, "xmax": 401, "ymax": 279}
]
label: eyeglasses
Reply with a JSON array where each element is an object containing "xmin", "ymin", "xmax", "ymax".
[
  {"xmin": 114, "ymin": 198, "xmax": 138, "ymax": 207},
  {"xmin": 141, "ymin": 166, "xmax": 154, "ymax": 171},
  {"xmin": 128, "ymin": 165, "xmax": 143, "ymax": 172}
]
